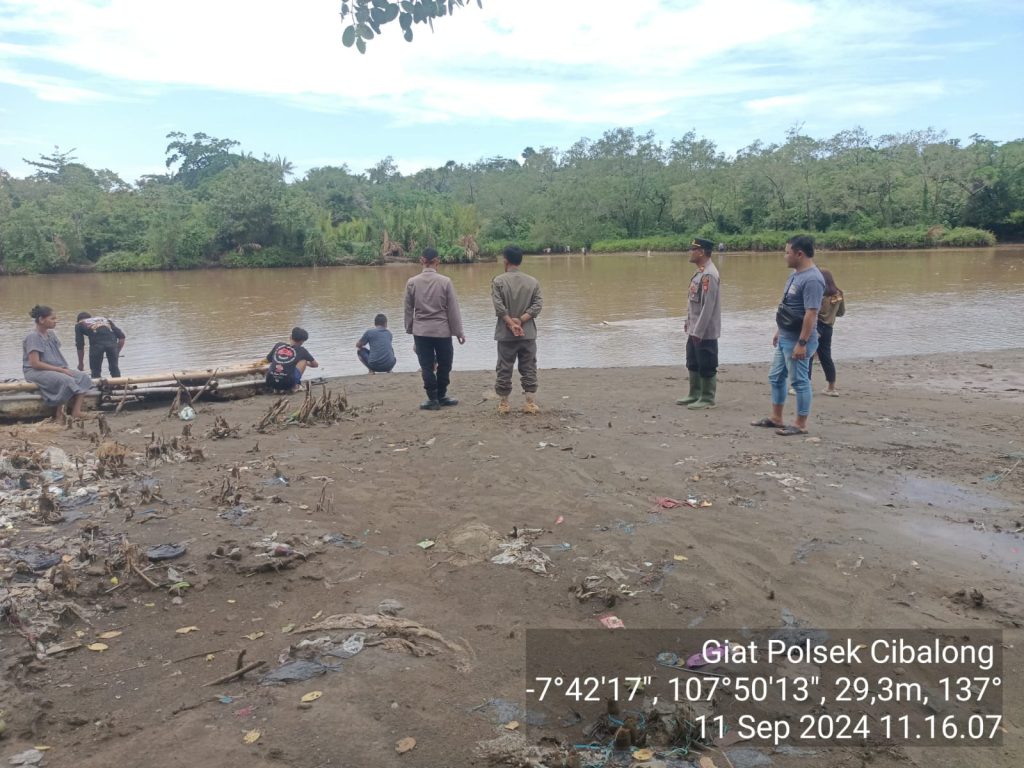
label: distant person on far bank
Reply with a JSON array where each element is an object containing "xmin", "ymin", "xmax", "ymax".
[
  {"xmin": 751, "ymin": 235, "xmax": 825, "ymax": 436},
  {"xmin": 491, "ymin": 245, "xmax": 543, "ymax": 414},
  {"xmin": 811, "ymin": 269, "xmax": 845, "ymax": 396},
  {"xmin": 24, "ymin": 305, "xmax": 93, "ymax": 423},
  {"xmin": 356, "ymin": 313, "xmax": 397, "ymax": 374},
  {"xmin": 677, "ymin": 237, "xmax": 721, "ymax": 410},
  {"xmin": 404, "ymin": 248, "xmax": 465, "ymax": 411},
  {"xmin": 75, "ymin": 312, "xmax": 125, "ymax": 378},
  {"xmin": 265, "ymin": 327, "xmax": 318, "ymax": 393}
]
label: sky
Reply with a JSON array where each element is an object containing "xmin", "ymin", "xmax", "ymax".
[{"xmin": 0, "ymin": 0, "xmax": 1022, "ymax": 182}]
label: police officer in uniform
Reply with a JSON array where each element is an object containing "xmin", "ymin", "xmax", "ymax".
[{"xmin": 677, "ymin": 237, "xmax": 721, "ymax": 409}]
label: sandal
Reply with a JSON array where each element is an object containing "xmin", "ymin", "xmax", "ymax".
[
  {"xmin": 775, "ymin": 425, "xmax": 808, "ymax": 436},
  {"xmin": 751, "ymin": 417, "xmax": 784, "ymax": 428}
]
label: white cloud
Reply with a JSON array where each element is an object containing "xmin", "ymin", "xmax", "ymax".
[
  {"xmin": 0, "ymin": 0, "xmax": 996, "ymax": 127},
  {"xmin": 0, "ymin": 60, "xmax": 112, "ymax": 102}
]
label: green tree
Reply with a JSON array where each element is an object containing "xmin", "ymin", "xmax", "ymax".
[{"xmin": 165, "ymin": 132, "xmax": 241, "ymax": 188}]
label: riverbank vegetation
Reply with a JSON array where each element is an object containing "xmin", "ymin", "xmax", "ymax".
[{"xmin": 0, "ymin": 127, "xmax": 1020, "ymax": 274}]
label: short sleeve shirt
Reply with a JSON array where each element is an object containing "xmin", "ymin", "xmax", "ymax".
[
  {"xmin": 779, "ymin": 266, "xmax": 826, "ymax": 340},
  {"xmin": 358, "ymin": 328, "xmax": 396, "ymax": 368},
  {"xmin": 266, "ymin": 342, "xmax": 315, "ymax": 371}
]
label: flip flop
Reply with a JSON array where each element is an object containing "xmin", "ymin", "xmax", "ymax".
[
  {"xmin": 751, "ymin": 417, "xmax": 784, "ymax": 428},
  {"xmin": 775, "ymin": 425, "xmax": 808, "ymax": 436}
]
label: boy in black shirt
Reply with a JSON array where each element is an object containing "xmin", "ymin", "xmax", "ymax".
[{"xmin": 265, "ymin": 327, "xmax": 318, "ymax": 392}]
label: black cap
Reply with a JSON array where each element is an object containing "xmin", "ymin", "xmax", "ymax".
[{"xmin": 691, "ymin": 238, "xmax": 714, "ymax": 252}]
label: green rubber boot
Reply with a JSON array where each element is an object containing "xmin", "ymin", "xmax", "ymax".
[
  {"xmin": 687, "ymin": 375, "xmax": 717, "ymax": 409},
  {"xmin": 676, "ymin": 371, "xmax": 701, "ymax": 405}
]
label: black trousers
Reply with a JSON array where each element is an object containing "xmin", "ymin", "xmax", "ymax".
[
  {"xmin": 89, "ymin": 339, "xmax": 121, "ymax": 378},
  {"xmin": 685, "ymin": 336, "xmax": 718, "ymax": 378},
  {"xmin": 413, "ymin": 336, "xmax": 454, "ymax": 399},
  {"xmin": 810, "ymin": 322, "xmax": 835, "ymax": 383}
]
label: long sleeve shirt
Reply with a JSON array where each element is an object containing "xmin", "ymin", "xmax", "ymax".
[
  {"xmin": 75, "ymin": 317, "xmax": 125, "ymax": 350},
  {"xmin": 491, "ymin": 267, "xmax": 543, "ymax": 341},
  {"xmin": 403, "ymin": 268, "xmax": 464, "ymax": 338},
  {"xmin": 686, "ymin": 260, "xmax": 721, "ymax": 340}
]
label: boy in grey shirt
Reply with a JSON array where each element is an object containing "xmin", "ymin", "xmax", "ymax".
[{"xmin": 356, "ymin": 314, "xmax": 397, "ymax": 373}]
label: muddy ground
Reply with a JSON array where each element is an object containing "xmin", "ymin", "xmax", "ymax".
[{"xmin": 1, "ymin": 350, "xmax": 1022, "ymax": 768}]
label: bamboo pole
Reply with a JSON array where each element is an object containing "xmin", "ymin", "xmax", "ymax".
[{"xmin": 0, "ymin": 360, "xmax": 267, "ymax": 393}]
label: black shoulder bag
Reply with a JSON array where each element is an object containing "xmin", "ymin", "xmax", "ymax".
[{"xmin": 775, "ymin": 276, "xmax": 805, "ymax": 334}]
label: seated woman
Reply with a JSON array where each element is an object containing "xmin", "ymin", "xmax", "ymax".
[{"xmin": 23, "ymin": 305, "xmax": 94, "ymax": 422}]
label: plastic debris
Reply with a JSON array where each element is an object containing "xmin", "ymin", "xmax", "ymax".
[
  {"xmin": 260, "ymin": 659, "xmax": 339, "ymax": 685},
  {"xmin": 490, "ymin": 529, "xmax": 552, "ymax": 574},
  {"xmin": 300, "ymin": 691, "xmax": 323, "ymax": 703},
  {"xmin": 323, "ymin": 532, "xmax": 363, "ymax": 549},
  {"xmin": 179, "ymin": 406, "xmax": 196, "ymax": 421},
  {"xmin": 687, "ymin": 640, "xmax": 726, "ymax": 668},
  {"xmin": 395, "ymin": 737, "xmax": 416, "ymax": 754},
  {"xmin": 599, "ymin": 614, "xmax": 625, "ymax": 629},
  {"xmin": 417, "ymin": 539, "xmax": 436, "ymax": 549},
  {"xmin": 175, "ymin": 625, "xmax": 199, "ymax": 634},
  {"xmin": 340, "ymin": 632, "xmax": 365, "ymax": 656},
  {"xmin": 243, "ymin": 729, "xmax": 261, "ymax": 744},
  {"xmin": 86, "ymin": 642, "xmax": 109, "ymax": 652},
  {"xmin": 244, "ymin": 632, "xmax": 265, "ymax": 641},
  {"xmin": 3, "ymin": 548, "xmax": 62, "ymax": 572},
  {"xmin": 8, "ymin": 749, "xmax": 45, "ymax": 767},
  {"xmin": 377, "ymin": 599, "xmax": 404, "ymax": 616},
  {"xmin": 146, "ymin": 543, "xmax": 187, "ymax": 561}
]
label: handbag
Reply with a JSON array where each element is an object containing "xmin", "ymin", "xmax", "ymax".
[
  {"xmin": 775, "ymin": 275, "xmax": 805, "ymax": 333},
  {"xmin": 775, "ymin": 302, "xmax": 804, "ymax": 333}
]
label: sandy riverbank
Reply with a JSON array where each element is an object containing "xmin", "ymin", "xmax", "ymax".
[{"xmin": 1, "ymin": 351, "xmax": 1022, "ymax": 768}]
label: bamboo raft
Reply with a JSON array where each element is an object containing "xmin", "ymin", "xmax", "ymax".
[{"xmin": 0, "ymin": 361, "xmax": 270, "ymax": 420}]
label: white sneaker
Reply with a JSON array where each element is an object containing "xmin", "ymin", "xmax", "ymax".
[
  {"xmin": 788, "ymin": 387, "xmax": 796, "ymax": 396},
  {"xmin": 823, "ymin": 389, "xmax": 839, "ymax": 397}
]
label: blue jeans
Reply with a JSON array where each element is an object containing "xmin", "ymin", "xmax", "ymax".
[{"xmin": 770, "ymin": 336, "xmax": 819, "ymax": 417}]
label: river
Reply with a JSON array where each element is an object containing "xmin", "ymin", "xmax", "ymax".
[{"xmin": 1, "ymin": 247, "xmax": 1021, "ymax": 381}]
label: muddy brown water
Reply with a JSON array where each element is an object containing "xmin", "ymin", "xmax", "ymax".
[{"xmin": 1, "ymin": 246, "xmax": 1021, "ymax": 381}]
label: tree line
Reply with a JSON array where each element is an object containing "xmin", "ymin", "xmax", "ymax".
[{"xmin": 0, "ymin": 127, "xmax": 1019, "ymax": 274}]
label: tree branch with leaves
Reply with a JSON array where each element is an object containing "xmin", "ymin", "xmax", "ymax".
[{"xmin": 340, "ymin": 0, "xmax": 482, "ymax": 53}]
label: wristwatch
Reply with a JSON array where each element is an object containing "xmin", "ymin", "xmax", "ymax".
[{"xmin": 797, "ymin": 338, "xmax": 808, "ymax": 346}]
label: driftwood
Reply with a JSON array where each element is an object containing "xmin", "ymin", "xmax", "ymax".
[
  {"xmin": 131, "ymin": 562, "xmax": 160, "ymax": 589},
  {"xmin": 201, "ymin": 660, "xmax": 266, "ymax": 687}
]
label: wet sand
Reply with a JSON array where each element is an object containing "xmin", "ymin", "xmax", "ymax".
[{"xmin": 1, "ymin": 350, "xmax": 1022, "ymax": 768}]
